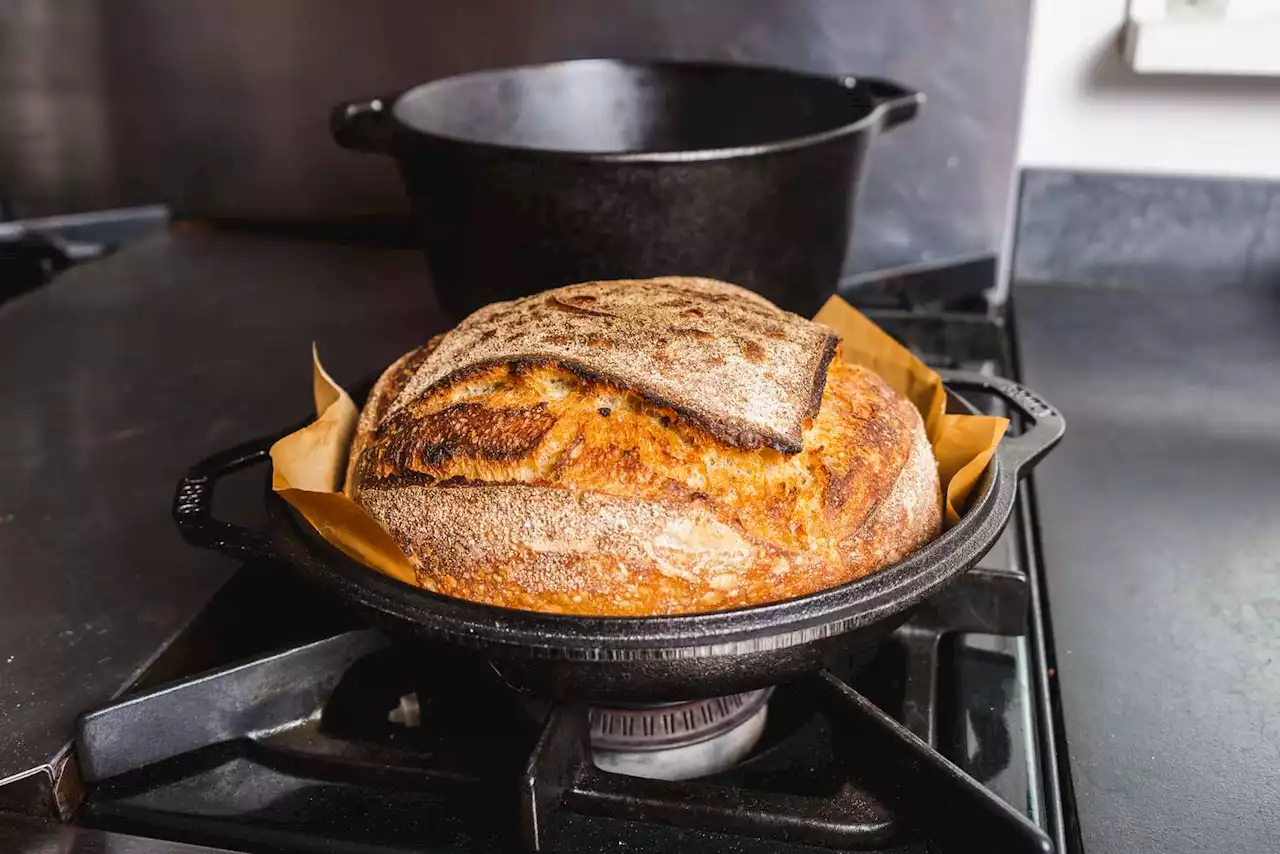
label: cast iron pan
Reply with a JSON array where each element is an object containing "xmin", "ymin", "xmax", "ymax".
[
  {"xmin": 174, "ymin": 371, "xmax": 1062, "ymax": 702},
  {"xmin": 331, "ymin": 60, "xmax": 921, "ymax": 319}
]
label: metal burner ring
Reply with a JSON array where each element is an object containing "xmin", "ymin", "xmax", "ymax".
[{"xmin": 588, "ymin": 689, "xmax": 772, "ymax": 752}]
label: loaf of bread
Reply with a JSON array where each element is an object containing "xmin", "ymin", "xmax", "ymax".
[{"xmin": 346, "ymin": 277, "xmax": 940, "ymax": 616}]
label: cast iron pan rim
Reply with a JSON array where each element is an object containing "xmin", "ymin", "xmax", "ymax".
[
  {"xmin": 269, "ymin": 430, "xmax": 1010, "ymax": 662},
  {"xmin": 390, "ymin": 57, "xmax": 912, "ymax": 164}
]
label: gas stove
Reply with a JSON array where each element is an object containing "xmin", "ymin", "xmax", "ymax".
[
  {"xmin": 6, "ymin": 256, "xmax": 1069, "ymax": 853},
  {"xmin": 72, "ymin": 554, "xmax": 1047, "ymax": 854}
]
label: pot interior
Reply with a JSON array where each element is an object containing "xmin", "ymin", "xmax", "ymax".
[{"xmin": 392, "ymin": 59, "xmax": 875, "ymax": 155}]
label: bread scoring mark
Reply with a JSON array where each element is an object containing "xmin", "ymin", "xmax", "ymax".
[
  {"xmin": 402, "ymin": 361, "xmax": 903, "ymax": 554},
  {"xmin": 384, "ymin": 278, "xmax": 838, "ymax": 454},
  {"xmin": 349, "ymin": 353, "xmax": 942, "ymax": 616},
  {"xmin": 471, "ymin": 356, "xmax": 808, "ymax": 453},
  {"xmin": 347, "ymin": 340, "xmax": 444, "ymax": 492},
  {"xmin": 806, "ymin": 336, "xmax": 839, "ymax": 429},
  {"xmin": 368, "ymin": 401, "xmax": 556, "ymax": 477}
]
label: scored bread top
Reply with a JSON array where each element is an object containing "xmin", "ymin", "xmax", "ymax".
[{"xmin": 383, "ymin": 277, "xmax": 838, "ymax": 453}]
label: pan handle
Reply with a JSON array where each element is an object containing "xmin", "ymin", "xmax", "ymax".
[
  {"xmin": 331, "ymin": 95, "xmax": 398, "ymax": 153},
  {"xmin": 938, "ymin": 371, "xmax": 1065, "ymax": 477},
  {"xmin": 843, "ymin": 76, "xmax": 924, "ymax": 131},
  {"xmin": 173, "ymin": 433, "xmax": 284, "ymax": 563}
]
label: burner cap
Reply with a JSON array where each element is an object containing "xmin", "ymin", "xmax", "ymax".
[
  {"xmin": 588, "ymin": 690, "xmax": 772, "ymax": 780},
  {"xmin": 588, "ymin": 689, "xmax": 771, "ymax": 751}
]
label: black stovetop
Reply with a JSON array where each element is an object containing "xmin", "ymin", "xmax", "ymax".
[{"xmin": 73, "ymin": 555, "xmax": 1045, "ymax": 854}]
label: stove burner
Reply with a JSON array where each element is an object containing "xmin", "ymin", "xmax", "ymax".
[
  {"xmin": 588, "ymin": 690, "xmax": 771, "ymax": 752},
  {"xmin": 74, "ymin": 562, "xmax": 1051, "ymax": 852},
  {"xmin": 588, "ymin": 690, "xmax": 771, "ymax": 780}
]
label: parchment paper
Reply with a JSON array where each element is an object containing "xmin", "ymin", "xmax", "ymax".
[
  {"xmin": 269, "ymin": 346, "xmax": 416, "ymax": 583},
  {"xmin": 271, "ymin": 295, "xmax": 1008, "ymax": 582},
  {"xmin": 811, "ymin": 297, "xmax": 1008, "ymax": 524}
]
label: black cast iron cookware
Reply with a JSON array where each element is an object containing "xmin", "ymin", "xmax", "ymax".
[
  {"xmin": 331, "ymin": 60, "xmax": 921, "ymax": 320},
  {"xmin": 174, "ymin": 371, "xmax": 1062, "ymax": 702}
]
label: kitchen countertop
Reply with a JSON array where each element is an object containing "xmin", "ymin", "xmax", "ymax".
[
  {"xmin": 1015, "ymin": 280, "xmax": 1280, "ymax": 854},
  {"xmin": 0, "ymin": 812, "xmax": 235, "ymax": 853},
  {"xmin": 0, "ymin": 229, "xmax": 446, "ymax": 814}
]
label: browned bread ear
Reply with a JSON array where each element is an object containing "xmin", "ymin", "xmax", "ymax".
[
  {"xmin": 382, "ymin": 277, "xmax": 837, "ymax": 454},
  {"xmin": 344, "ymin": 335, "xmax": 442, "ymax": 494}
]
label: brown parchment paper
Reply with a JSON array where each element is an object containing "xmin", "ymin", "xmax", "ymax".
[
  {"xmin": 810, "ymin": 297, "xmax": 1008, "ymax": 524},
  {"xmin": 269, "ymin": 346, "xmax": 417, "ymax": 583},
  {"xmin": 270, "ymin": 296, "xmax": 1008, "ymax": 582}
]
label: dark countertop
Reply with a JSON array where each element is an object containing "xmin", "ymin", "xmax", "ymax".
[
  {"xmin": 1015, "ymin": 281, "xmax": 1280, "ymax": 854},
  {"xmin": 0, "ymin": 230, "xmax": 445, "ymax": 807},
  {"xmin": 0, "ymin": 812, "xmax": 235, "ymax": 853}
]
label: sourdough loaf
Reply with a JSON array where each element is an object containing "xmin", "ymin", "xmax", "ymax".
[{"xmin": 347, "ymin": 277, "xmax": 941, "ymax": 616}]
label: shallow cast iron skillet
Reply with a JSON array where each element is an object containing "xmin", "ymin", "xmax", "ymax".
[{"xmin": 175, "ymin": 371, "xmax": 1063, "ymax": 702}]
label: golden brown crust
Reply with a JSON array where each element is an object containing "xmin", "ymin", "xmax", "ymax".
[
  {"xmin": 383, "ymin": 277, "xmax": 838, "ymax": 453},
  {"xmin": 348, "ymin": 279, "xmax": 941, "ymax": 616},
  {"xmin": 357, "ymin": 485, "xmax": 768, "ymax": 614},
  {"xmin": 344, "ymin": 337, "xmax": 439, "ymax": 492}
]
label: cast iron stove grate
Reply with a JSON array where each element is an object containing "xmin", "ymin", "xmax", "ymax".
[{"xmin": 75, "ymin": 562, "xmax": 1050, "ymax": 854}]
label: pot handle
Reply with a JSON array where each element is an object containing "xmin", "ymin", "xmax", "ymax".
[
  {"xmin": 173, "ymin": 433, "xmax": 284, "ymax": 563},
  {"xmin": 845, "ymin": 77, "xmax": 924, "ymax": 131},
  {"xmin": 331, "ymin": 96, "xmax": 397, "ymax": 153},
  {"xmin": 938, "ymin": 371, "xmax": 1065, "ymax": 477}
]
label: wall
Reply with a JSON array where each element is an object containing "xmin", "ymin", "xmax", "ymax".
[{"xmin": 1018, "ymin": 0, "xmax": 1280, "ymax": 180}]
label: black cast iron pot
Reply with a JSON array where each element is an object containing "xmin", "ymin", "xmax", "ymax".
[
  {"xmin": 331, "ymin": 59, "xmax": 921, "ymax": 319},
  {"xmin": 174, "ymin": 372, "xmax": 1062, "ymax": 703}
]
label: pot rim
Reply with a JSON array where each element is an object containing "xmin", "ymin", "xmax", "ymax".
[{"xmin": 384, "ymin": 57, "xmax": 923, "ymax": 163}]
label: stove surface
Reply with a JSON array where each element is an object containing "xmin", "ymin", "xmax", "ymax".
[{"xmin": 74, "ymin": 556, "xmax": 1045, "ymax": 854}]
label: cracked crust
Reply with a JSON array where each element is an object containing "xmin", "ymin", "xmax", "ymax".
[
  {"xmin": 347, "ymin": 279, "xmax": 940, "ymax": 616},
  {"xmin": 382, "ymin": 277, "xmax": 838, "ymax": 453}
]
